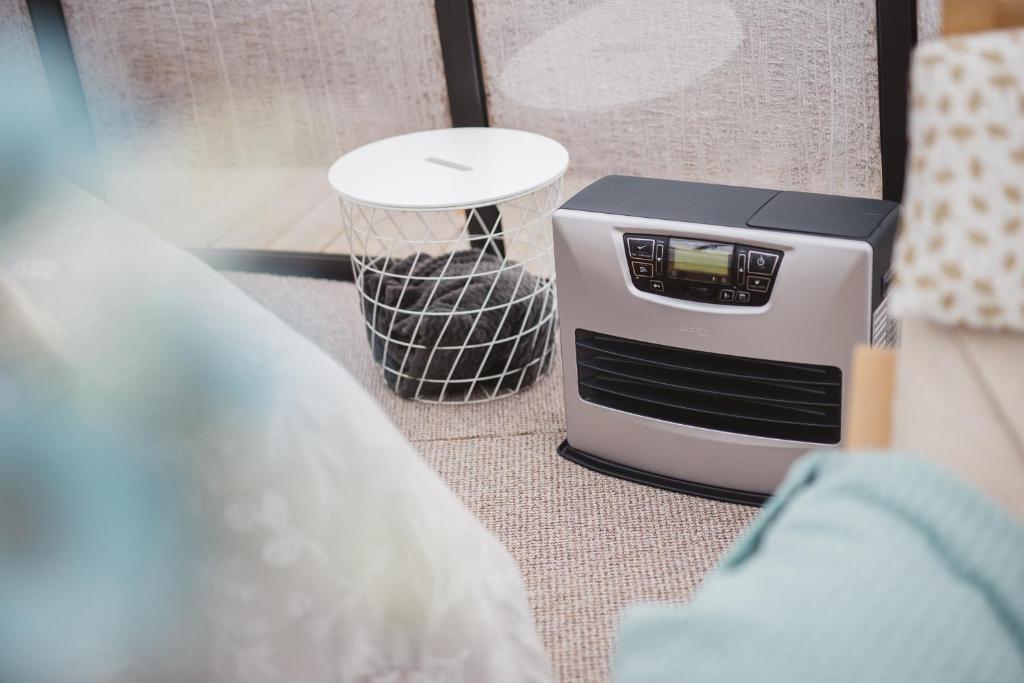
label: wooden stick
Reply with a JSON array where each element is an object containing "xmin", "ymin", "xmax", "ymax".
[
  {"xmin": 942, "ymin": 0, "xmax": 1024, "ymax": 36},
  {"xmin": 845, "ymin": 345, "xmax": 897, "ymax": 450}
]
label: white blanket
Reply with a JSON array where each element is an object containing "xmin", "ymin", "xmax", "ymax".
[{"xmin": 0, "ymin": 186, "xmax": 551, "ymax": 683}]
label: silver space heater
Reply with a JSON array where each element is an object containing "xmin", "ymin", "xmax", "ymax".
[{"xmin": 553, "ymin": 176, "xmax": 899, "ymax": 504}]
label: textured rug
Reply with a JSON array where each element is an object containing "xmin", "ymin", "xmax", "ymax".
[{"xmin": 228, "ymin": 272, "xmax": 758, "ymax": 683}]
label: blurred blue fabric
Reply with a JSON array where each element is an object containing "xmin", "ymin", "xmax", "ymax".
[{"xmin": 0, "ymin": 401, "xmax": 192, "ymax": 683}]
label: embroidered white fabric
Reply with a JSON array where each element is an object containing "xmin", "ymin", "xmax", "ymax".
[{"xmin": 0, "ymin": 186, "xmax": 552, "ymax": 683}]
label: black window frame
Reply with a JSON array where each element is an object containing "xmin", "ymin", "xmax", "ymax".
[{"xmin": 25, "ymin": 0, "xmax": 917, "ymax": 280}]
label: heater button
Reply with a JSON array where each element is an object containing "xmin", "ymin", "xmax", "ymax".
[
  {"xmin": 626, "ymin": 237, "xmax": 656, "ymax": 260},
  {"xmin": 736, "ymin": 291, "xmax": 751, "ymax": 304},
  {"xmin": 748, "ymin": 251, "xmax": 778, "ymax": 275},
  {"xmin": 747, "ymin": 275, "xmax": 770, "ymax": 292},
  {"xmin": 631, "ymin": 261, "xmax": 654, "ymax": 278}
]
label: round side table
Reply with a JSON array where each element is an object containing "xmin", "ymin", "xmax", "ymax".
[{"xmin": 328, "ymin": 127, "xmax": 569, "ymax": 402}]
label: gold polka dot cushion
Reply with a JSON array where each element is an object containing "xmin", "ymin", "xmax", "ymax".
[{"xmin": 892, "ymin": 28, "xmax": 1024, "ymax": 333}]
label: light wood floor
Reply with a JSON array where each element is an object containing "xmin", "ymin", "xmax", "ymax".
[
  {"xmin": 104, "ymin": 166, "xmax": 592, "ymax": 255},
  {"xmin": 105, "ymin": 166, "xmax": 347, "ymax": 253}
]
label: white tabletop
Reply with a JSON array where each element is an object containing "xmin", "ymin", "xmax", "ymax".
[{"xmin": 328, "ymin": 127, "xmax": 569, "ymax": 210}]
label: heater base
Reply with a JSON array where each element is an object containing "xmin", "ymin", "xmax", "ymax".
[{"xmin": 557, "ymin": 440, "xmax": 769, "ymax": 507}]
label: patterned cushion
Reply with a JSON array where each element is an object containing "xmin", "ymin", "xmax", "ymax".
[{"xmin": 892, "ymin": 28, "xmax": 1024, "ymax": 333}]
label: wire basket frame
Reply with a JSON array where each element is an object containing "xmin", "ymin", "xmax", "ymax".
[{"xmin": 343, "ymin": 178, "xmax": 563, "ymax": 403}]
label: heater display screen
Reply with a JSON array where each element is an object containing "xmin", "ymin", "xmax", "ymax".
[{"xmin": 668, "ymin": 239, "xmax": 733, "ymax": 283}]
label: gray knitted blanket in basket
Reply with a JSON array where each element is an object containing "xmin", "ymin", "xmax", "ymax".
[{"xmin": 360, "ymin": 250, "xmax": 555, "ymax": 399}]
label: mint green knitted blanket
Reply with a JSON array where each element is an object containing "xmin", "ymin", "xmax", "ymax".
[{"xmin": 615, "ymin": 453, "xmax": 1024, "ymax": 682}]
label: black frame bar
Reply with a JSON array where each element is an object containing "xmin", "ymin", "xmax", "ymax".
[
  {"xmin": 189, "ymin": 248, "xmax": 355, "ymax": 281},
  {"xmin": 25, "ymin": 0, "xmax": 104, "ymax": 196},
  {"xmin": 875, "ymin": 0, "xmax": 918, "ymax": 202},
  {"xmin": 434, "ymin": 0, "xmax": 504, "ymax": 257},
  {"xmin": 434, "ymin": 0, "xmax": 489, "ymax": 128},
  {"xmin": 27, "ymin": 0, "xmax": 917, "ymax": 276}
]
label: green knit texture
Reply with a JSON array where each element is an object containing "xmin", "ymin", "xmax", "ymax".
[{"xmin": 615, "ymin": 452, "xmax": 1024, "ymax": 682}]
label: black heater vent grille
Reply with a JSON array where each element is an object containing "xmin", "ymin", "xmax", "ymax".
[{"xmin": 575, "ymin": 330, "xmax": 842, "ymax": 444}]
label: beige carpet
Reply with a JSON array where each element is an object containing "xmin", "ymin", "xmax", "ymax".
[{"xmin": 228, "ymin": 272, "xmax": 758, "ymax": 683}]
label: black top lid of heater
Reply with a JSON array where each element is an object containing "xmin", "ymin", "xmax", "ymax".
[
  {"xmin": 560, "ymin": 176, "xmax": 778, "ymax": 229},
  {"xmin": 560, "ymin": 175, "xmax": 898, "ymax": 240},
  {"xmin": 746, "ymin": 191, "xmax": 899, "ymax": 239}
]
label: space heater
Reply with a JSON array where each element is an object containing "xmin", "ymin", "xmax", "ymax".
[{"xmin": 553, "ymin": 176, "xmax": 900, "ymax": 504}]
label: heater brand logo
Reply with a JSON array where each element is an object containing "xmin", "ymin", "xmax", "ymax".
[{"xmin": 678, "ymin": 323, "xmax": 710, "ymax": 337}]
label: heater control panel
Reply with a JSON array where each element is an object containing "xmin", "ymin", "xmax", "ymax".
[{"xmin": 623, "ymin": 233, "xmax": 782, "ymax": 305}]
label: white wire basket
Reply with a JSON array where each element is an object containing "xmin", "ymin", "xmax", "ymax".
[{"xmin": 343, "ymin": 177, "xmax": 563, "ymax": 402}]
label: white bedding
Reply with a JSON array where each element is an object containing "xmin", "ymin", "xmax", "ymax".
[{"xmin": 0, "ymin": 186, "xmax": 551, "ymax": 683}]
